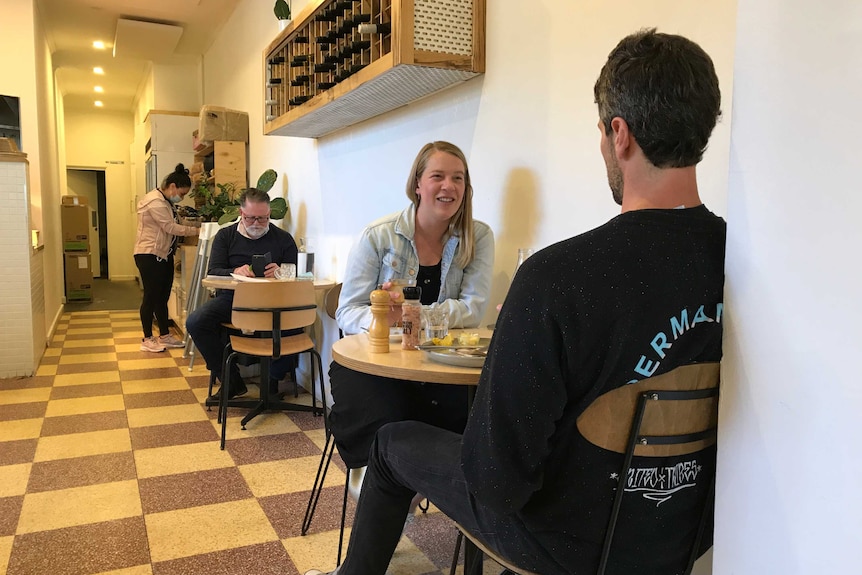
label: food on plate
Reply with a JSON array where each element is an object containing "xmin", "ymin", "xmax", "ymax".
[
  {"xmin": 457, "ymin": 332, "xmax": 480, "ymax": 346},
  {"xmin": 431, "ymin": 334, "xmax": 454, "ymax": 346}
]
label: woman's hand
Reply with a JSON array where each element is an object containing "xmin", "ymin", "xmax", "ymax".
[{"xmin": 380, "ymin": 280, "xmax": 405, "ymax": 325}]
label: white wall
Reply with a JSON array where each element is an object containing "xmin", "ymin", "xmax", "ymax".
[
  {"xmin": 717, "ymin": 1, "xmax": 862, "ymax": 573},
  {"xmin": 64, "ymin": 111, "xmax": 137, "ymax": 280}
]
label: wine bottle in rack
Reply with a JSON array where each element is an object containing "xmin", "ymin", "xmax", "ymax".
[
  {"xmin": 314, "ymin": 63, "xmax": 336, "ymax": 73},
  {"xmin": 268, "ymin": 55, "xmax": 287, "ymax": 64},
  {"xmin": 353, "ymin": 13, "xmax": 371, "ymax": 24},
  {"xmin": 267, "ymin": 78, "xmax": 283, "ymax": 86},
  {"xmin": 358, "ymin": 22, "xmax": 391, "ymax": 35},
  {"xmin": 265, "ymin": 99, "xmax": 278, "ymax": 106},
  {"xmin": 266, "ymin": 115, "xmax": 276, "ymax": 122},
  {"xmin": 335, "ymin": 0, "xmax": 353, "ymax": 9},
  {"xmin": 351, "ymin": 40, "xmax": 371, "ymax": 52},
  {"xmin": 294, "ymin": 35, "xmax": 309, "ymax": 43},
  {"xmin": 316, "ymin": 36, "xmax": 335, "ymax": 45},
  {"xmin": 317, "ymin": 82, "xmax": 336, "ymax": 90}
]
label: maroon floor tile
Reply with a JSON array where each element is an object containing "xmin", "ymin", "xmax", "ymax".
[
  {"xmin": 0, "ymin": 402, "xmax": 46, "ymax": 422},
  {"xmin": 185, "ymin": 374, "xmax": 213, "ymax": 389},
  {"xmin": 225, "ymin": 431, "xmax": 320, "ymax": 465},
  {"xmin": 36, "ymin": 355, "xmax": 61, "ymax": 366},
  {"xmin": 403, "ymin": 509, "xmax": 462, "ymax": 569},
  {"xmin": 152, "ymin": 541, "xmax": 297, "ymax": 575},
  {"xmin": 62, "ymin": 332, "xmax": 114, "ymax": 341},
  {"xmin": 6, "ymin": 516, "xmax": 151, "ymax": 575},
  {"xmin": 123, "ymin": 389, "xmax": 197, "ymax": 409},
  {"xmin": 50, "ymin": 382, "xmax": 123, "ymax": 400},
  {"xmin": 27, "ymin": 451, "xmax": 137, "ymax": 493},
  {"xmin": 139, "ymin": 467, "xmax": 253, "ymax": 514},
  {"xmin": 55, "ymin": 361, "xmax": 119, "ymax": 374},
  {"xmin": 129, "ymin": 420, "xmax": 218, "ymax": 450},
  {"xmin": 40, "ymin": 411, "xmax": 128, "ymax": 436},
  {"xmin": 0, "ymin": 439, "xmax": 38, "ymax": 465},
  {"xmin": 0, "ymin": 375, "xmax": 54, "ymax": 391},
  {"xmin": 119, "ymin": 366, "xmax": 185, "ymax": 381},
  {"xmin": 0, "ymin": 496, "xmax": 23, "ymax": 536},
  {"xmin": 260, "ymin": 485, "xmax": 357, "ymax": 540}
]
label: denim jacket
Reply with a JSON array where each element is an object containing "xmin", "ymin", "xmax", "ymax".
[{"xmin": 336, "ymin": 204, "xmax": 495, "ymax": 335}]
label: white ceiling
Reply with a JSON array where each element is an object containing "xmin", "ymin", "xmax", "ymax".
[{"xmin": 37, "ymin": 0, "xmax": 242, "ymax": 113}]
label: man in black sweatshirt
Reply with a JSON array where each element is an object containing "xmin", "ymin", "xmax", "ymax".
[
  {"xmin": 306, "ymin": 28, "xmax": 725, "ymax": 575},
  {"xmin": 186, "ymin": 187, "xmax": 299, "ymax": 398}
]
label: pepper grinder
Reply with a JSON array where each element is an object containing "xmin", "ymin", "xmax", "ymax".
[{"xmin": 368, "ymin": 286, "xmax": 391, "ymax": 353}]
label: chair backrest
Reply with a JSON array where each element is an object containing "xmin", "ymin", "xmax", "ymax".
[
  {"xmin": 577, "ymin": 362, "xmax": 720, "ymax": 575},
  {"xmin": 324, "ymin": 282, "xmax": 343, "ymax": 337},
  {"xmin": 231, "ymin": 281, "xmax": 318, "ymax": 333}
]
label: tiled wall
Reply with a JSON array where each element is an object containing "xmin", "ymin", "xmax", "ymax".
[{"xmin": 0, "ymin": 158, "xmax": 39, "ymax": 378}]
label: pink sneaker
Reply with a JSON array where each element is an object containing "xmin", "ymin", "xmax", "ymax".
[
  {"xmin": 158, "ymin": 334, "xmax": 185, "ymax": 348},
  {"xmin": 140, "ymin": 336, "xmax": 166, "ymax": 352}
]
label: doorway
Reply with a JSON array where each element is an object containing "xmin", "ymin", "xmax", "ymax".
[{"xmin": 66, "ymin": 169, "xmax": 108, "ymax": 278}]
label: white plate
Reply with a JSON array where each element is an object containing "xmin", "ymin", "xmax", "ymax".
[
  {"xmin": 390, "ymin": 326, "xmax": 402, "ymax": 341},
  {"xmin": 422, "ymin": 338, "xmax": 490, "ymax": 368}
]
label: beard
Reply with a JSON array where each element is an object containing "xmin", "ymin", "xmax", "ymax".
[
  {"xmin": 245, "ymin": 223, "xmax": 268, "ymax": 239},
  {"xmin": 606, "ymin": 150, "xmax": 624, "ymax": 206}
]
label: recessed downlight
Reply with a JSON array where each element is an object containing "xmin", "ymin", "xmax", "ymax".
[
  {"xmin": 94, "ymin": 86, "xmax": 104, "ymax": 93},
  {"xmin": 94, "ymin": 101, "xmax": 104, "ymax": 107},
  {"xmin": 93, "ymin": 41, "xmax": 106, "ymax": 50},
  {"xmin": 93, "ymin": 67, "xmax": 104, "ymax": 75}
]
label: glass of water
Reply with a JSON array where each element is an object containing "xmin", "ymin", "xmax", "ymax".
[
  {"xmin": 274, "ymin": 263, "xmax": 296, "ymax": 280},
  {"xmin": 423, "ymin": 307, "xmax": 449, "ymax": 341}
]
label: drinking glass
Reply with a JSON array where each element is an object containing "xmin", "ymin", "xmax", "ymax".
[
  {"xmin": 274, "ymin": 263, "xmax": 296, "ymax": 280},
  {"xmin": 516, "ymin": 248, "xmax": 535, "ymax": 271},
  {"xmin": 423, "ymin": 307, "xmax": 449, "ymax": 341}
]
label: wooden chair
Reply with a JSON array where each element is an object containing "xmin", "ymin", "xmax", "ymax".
[
  {"xmin": 451, "ymin": 362, "xmax": 720, "ymax": 575},
  {"xmin": 300, "ymin": 283, "xmax": 356, "ymax": 565},
  {"xmin": 218, "ymin": 281, "xmax": 324, "ymax": 449}
]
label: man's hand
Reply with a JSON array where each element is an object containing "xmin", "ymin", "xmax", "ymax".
[
  {"xmin": 263, "ymin": 262, "xmax": 279, "ymax": 278},
  {"xmin": 233, "ymin": 264, "xmax": 254, "ymax": 277}
]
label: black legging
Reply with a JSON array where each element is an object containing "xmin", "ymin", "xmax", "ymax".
[{"xmin": 134, "ymin": 253, "xmax": 174, "ymax": 338}]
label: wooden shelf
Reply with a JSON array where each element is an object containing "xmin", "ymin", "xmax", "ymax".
[
  {"xmin": 193, "ymin": 140, "xmax": 248, "ymax": 201},
  {"xmin": 263, "ymin": 0, "xmax": 485, "ymax": 138}
]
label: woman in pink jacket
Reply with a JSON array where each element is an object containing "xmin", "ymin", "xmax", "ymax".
[{"xmin": 133, "ymin": 164, "xmax": 200, "ymax": 352}]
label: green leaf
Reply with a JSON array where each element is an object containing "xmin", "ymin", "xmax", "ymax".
[
  {"xmin": 270, "ymin": 197, "xmax": 288, "ymax": 220},
  {"xmin": 274, "ymin": 0, "xmax": 291, "ymax": 20},
  {"xmin": 257, "ymin": 169, "xmax": 278, "ymax": 193}
]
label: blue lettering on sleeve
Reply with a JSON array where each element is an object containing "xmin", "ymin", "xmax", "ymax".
[
  {"xmin": 651, "ymin": 332, "xmax": 671, "ymax": 359},
  {"xmin": 692, "ymin": 305, "xmax": 714, "ymax": 326},
  {"xmin": 634, "ymin": 356, "xmax": 660, "ymax": 377},
  {"xmin": 670, "ymin": 309, "xmax": 690, "ymax": 340}
]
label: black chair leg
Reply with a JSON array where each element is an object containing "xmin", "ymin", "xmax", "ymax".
[
  {"xmin": 449, "ymin": 531, "xmax": 463, "ymax": 575},
  {"xmin": 337, "ymin": 467, "xmax": 350, "ymax": 566},
  {"xmin": 219, "ymin": 352, "xmax": 238, "ymax": 450},
  {"xmin": 301, "ymin": 429, "xmax": 336, "ymax": 535}
]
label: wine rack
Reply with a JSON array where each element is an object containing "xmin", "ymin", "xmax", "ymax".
[{"xmin": 263, "ymin": 0, "xmax": 485, "ymax": 138}]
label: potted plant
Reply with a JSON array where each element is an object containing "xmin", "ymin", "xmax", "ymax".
[
  {"xmin": 274, "ymin": 0, "xmax": 292, "ymax": 30},
  {"xmin": 210, "ymin": 169, "xmax": 289, "ymax": 225}
]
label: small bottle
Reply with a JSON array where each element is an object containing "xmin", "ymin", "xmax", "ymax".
[
  {"xmin": 368, "ymin": 286, "xmax": 391, "ymax": 353},
  {"xmin": 401, "ymin": 286, "xmax": 422, "ymax": 350}
]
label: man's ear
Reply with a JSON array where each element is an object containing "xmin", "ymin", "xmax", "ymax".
[{"xmin": 610, "ymin": 117, "xmax": 633, "ymax": 159}]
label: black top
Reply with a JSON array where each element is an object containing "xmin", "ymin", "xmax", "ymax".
[
  {"xmin": 416, "ymin": 261, "xmax": 442, "ymax": 305},
  {"xmin": 208, "ymin": 223, "xmax": 298, "ymax": 297},
  {"xmin": 462, "ymin": 206, "xmax": 726, "ymax": 575}
]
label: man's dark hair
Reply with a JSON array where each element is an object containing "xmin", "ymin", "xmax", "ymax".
[
  {"xmin": 239, "ymin": 187, "xmax": 271, "ymax": 206},
  {"xmin": 594, "ymin": 28, "xmax": 721, "ymax": 168}
]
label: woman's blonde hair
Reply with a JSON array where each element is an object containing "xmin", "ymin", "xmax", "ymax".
[{"xmin": 405, "ymin": 141, "xmax": 475, "ymax": 268}]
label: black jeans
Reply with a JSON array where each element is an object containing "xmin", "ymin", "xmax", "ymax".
[
  {"xmin": 134, "ymin": 253, "xmax": 174, "ymax": 339},
  {"xmin": 328, "ymin": 361, "xmax": 470, "ymax": 469},
  {"xmin": 338, "ymin": 421, "xmax": 563, "ymax": 575}
]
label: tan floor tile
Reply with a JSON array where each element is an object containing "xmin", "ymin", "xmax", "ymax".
[
  {"xmin": 122, "ymin": 377, "xmax": 190, "ymax": 395},
  {"xmin": 183, "ymin": 363, "xmax": 211, "ymax": 376},
  {"xmin": 35, "ymin": 364, "xmax": 57, "ymax": 376},
  {"xmin": 59, "ymin": 352, "xmax": 118, "ymax": 365},
  {"xmin": 66, "ymin": 327, "xmax": 115, "ymax": 335},
  {"xmin": 303, "ymin": 428, "xmax": 329, "ymax": 452},
  {"xmin": 126, "ymin": 404, "xmax": 208, "ymax": 428},
  {"xmin": 45, "ymin": 395, "xmax": 126, "ymax": 417},
  {"xmin": 54, "ymin": 371, "xmax": 121, "ymax": 387},
  {"xmin": 0, "ymin": 463, "xmax": 31, "ymax": 497},
  {"xmin": 213, "ymin": 412, "xmax": 302, "ymax": 441},
  {"xmin": 111, "ymin": 312, "xmax": 139, "ymax": 319},
  {"xmin": 0, "ymin": 535, "xmax": 12, "ymax": 575},
  {"xmin": 118, "ymin": 358, "xmax": 178, "ymax": 371},
  {"xmin": 111, "ymin": 320, "xmax": 140, "ymax": 327},
  {"xmin": 282, "ymin": 527, "xmax": 353, "ymax": 574},
  {"xmin": 114, "ymin": 330, "xmax": 143, "ymax": 339},
  {"xmin": 116, "ymin": 343, "xmax": 145, "ymax": 353},
  {"xmin": 93, "ymin": 566, "xmax": 153, "ymax": 575},
  {"xmin": 17, "ymin": 480, "xmax": 141, "ymax": 534},
  {"xmin": 61, "ymin": 338, "xmax": 116, "ymax": 348},
  {"xmin": 0, "ymin": 418, "xmax": 42, "ymax": 441},
  {"xmin": 388, "ymin": 537, "xmax": 441, "ymax": 575},
  {"xmin": 239, "ymin": 456, "xmax": 344, "ymax": 498},
  {"xmin": 43, "ymin": 347, "xmax": 62, "ymax": 357},
  {"xmin": 145, "ymin": 499, "xmax": 278, "ymax": 563},
  {"xmin": 34, "ymin": 428, "xmax": 131, "ymax": 462},
  {"xmin": 192, "ymin": 388, "xmax": 213, "ymax": 404},
  {"xmin": 0, "ymin": 387, "xmax": 52, "ymax": 406},
  {"xmin": 134, "ymin": 441, "xmax": 234, "ymax": 479},
  {"xmin": 52, "ymin": 334, "xmax": 66, "ymax": 342}
]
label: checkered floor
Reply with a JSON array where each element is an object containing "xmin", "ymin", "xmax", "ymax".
[{"xmin": 0, "ymin": 310, "xmax": 493, "ymax": 575}]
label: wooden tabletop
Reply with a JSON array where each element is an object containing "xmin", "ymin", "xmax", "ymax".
[
  {"xmin": 331, "ymin": 329, "xmax": 492, "ymax": 385},
  {"xmin": 202, "ymin": 276, "xmax": 335, "ymax": 291}
]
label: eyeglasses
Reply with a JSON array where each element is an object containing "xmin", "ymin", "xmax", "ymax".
[{"xmin": 241, "ymin": 214, "xmax": 270, "ymax": 224}]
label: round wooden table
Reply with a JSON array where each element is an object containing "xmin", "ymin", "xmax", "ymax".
[
  {"xmin": 202, "ymin": 276, "xmax": 335, "ymax": 291},
  {"xmin": 331, "ymin": 329, "xmax": 491, "ymax": 385}
]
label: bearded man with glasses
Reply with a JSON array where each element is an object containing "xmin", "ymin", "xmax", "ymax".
[{"xmin": 186, "ymin": 187, "xmax": 300, "ymax": 399}]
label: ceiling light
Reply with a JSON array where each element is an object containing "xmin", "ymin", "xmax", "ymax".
[
  {"xmin": 93, "ymin": 67, "xmax": 104, "ymax": 75},
  {"xmin": 93, "ymin": 41, "xmax": 106, "ymax": 50},
  {"xmin": 94, "ymin": 101, "xmax": 104, "ymax": 107},
  {"xmin": 94, "ymin": 86, "xmax": 104, "ymax": 93}
]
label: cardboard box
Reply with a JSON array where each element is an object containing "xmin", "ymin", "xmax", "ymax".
[
  {"xmin": 198, "ymin": 105, "xmax": 249, "ymax": 143},
  {"xmin": 64, "ymin": 253, "xmax": 93, "ymax": 301},
  {"xmin": 61, "ymin": 205, "xmax": 90, "ymax": 251},
  {"xmin": 61, "ymin": 195, "xmax": 88, "ymax": 206}
]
